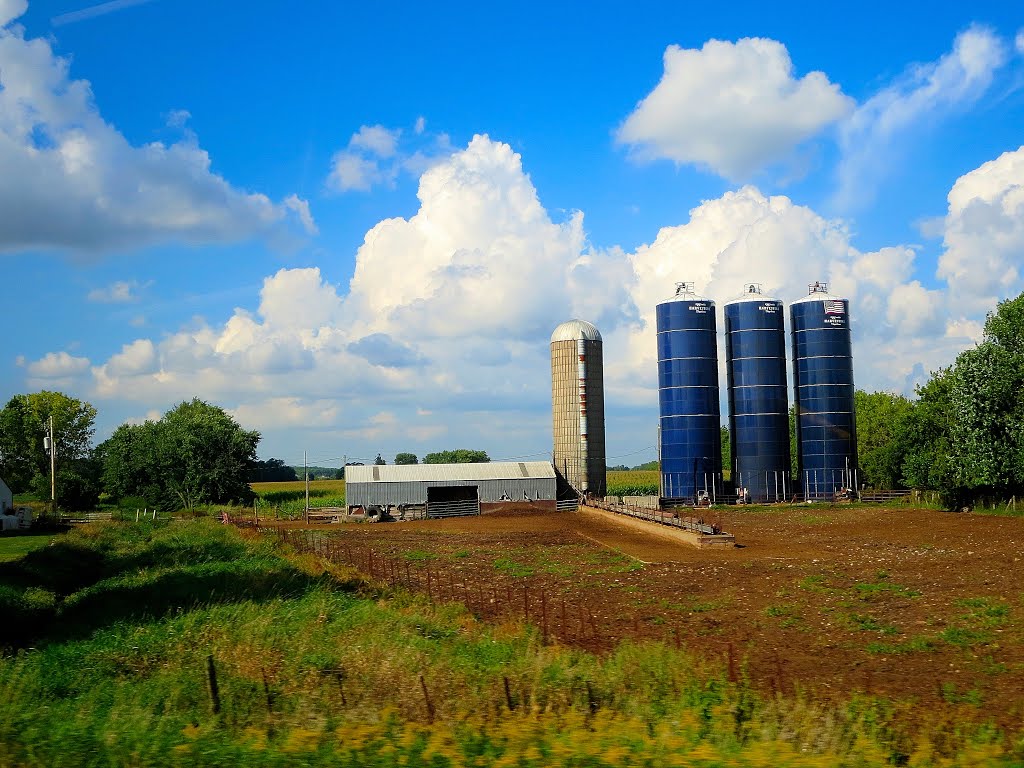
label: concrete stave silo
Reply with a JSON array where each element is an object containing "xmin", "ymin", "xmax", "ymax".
[
  {"xmin": 551, "ymin": 319, "xmax": 607, "ymax": 498},
  {"xmin": 656, "ymin": 283, "xmax": 723, "ymax": 502},
  {"xmin": 724, "ymin": 284, "xmax": 790, "ymax": 503},
  {"xmin": 790, "ymin": 282, "xmax": 858, "ymax": 499}
]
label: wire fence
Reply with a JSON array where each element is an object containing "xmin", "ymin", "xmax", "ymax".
[{"xmin": 247, "ymin": 525, "xmax": 740, "ymax": 658}]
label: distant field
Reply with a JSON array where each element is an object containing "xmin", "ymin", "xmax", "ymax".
[
  {"xmin": 0, "ymin": 533, "xmax": 57, "ymax": 563},
  {"xmin": 254, "ymin": 473, "xmax": 661, "ymax": 498},
  {"xmin": 606, "ymin": 470, "xmax": 658, "ymax": 485},
  {"xmin": 606, "ymin": 469, "xmax": 659, "ymax": 495},
  {"xmin": 256, "ymin": 474, "xmax": 658, "ymax": 498},
  {"xmin": 251, "ymin": 479, "xmax": 346, "ymax": 495}
]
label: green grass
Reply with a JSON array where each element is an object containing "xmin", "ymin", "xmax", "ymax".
[
  {"xmin": 955, "ymin": 597, "xmax": 1009, "ymax": 627},
  {"xmin": 865, "ymin": 636, "xmax": 937, "ymax": 655},
  {"xmin": 940, "ymin": 682, "xmax": 984, "ymax": 706},
  {"xmin": 492, "ymin": 557, "xmax": 534, "ymax": 578},
  {"xmin": 0, "ymin": 520, "xmax": 1019, "ymax": 767},
  {"xmin": 765, "ymin": 604, "xmax": 804, "ymax": 628},
  {"xmin": 403, "ymin": 549, "xmax": 437, "ymax": 562},
  {"xmin": 0, "ymin": 533, "xmax": 57, "ymax": 563},
  {"xmin": 939, "ymin": 626, "xmax": 992, "ymax": 647},
  {"xmin": 660, "ymin": 597, "xmax": 730, "ymax": 614},
  {"xmin": 798, "ymin": 574, "xmax": 831, "ymax": 593},
  {"xmin": 852, "ymin": 573, "xmax": 921, "ymax": 601},
  {"xmin": 846, "ymin": 614, "xmax": 899, "ymax": 635},
  {"xmin": 862, "ymin": 595, "xmax": 1007, "ymax": 654}
]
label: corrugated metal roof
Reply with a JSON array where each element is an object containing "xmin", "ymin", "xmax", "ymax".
[
  {"xmin": 346, "ymin": 461, "xmax": 556, "ymax": 484},
  {"xmin": 550, "ymin": 319, "xmax": 602, "ymax": 343}
]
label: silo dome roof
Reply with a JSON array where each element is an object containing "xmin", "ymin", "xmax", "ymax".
[
  {"xmin": 660, "ymin": 282, "xmax": 713, "ymax": 304},
  {"xmin": 551, "ymin": 319, "xmax": 602, "ymax": 343},
  {"xmin": 724, "ymin": 283, "xmax": 780, "ymax": 305},
  {"xmin": 792, "ymin": 282, "xmax": 846, "ymax": 304}
]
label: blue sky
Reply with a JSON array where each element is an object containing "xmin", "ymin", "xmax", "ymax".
[{"xmin": 2, "ymin": 0, "xmax": 1023, "ymax": 469}]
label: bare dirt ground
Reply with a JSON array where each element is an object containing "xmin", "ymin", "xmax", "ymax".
[{"xmin": 264, "ymin": 503, "xmax": 1024, "ymax": 727}]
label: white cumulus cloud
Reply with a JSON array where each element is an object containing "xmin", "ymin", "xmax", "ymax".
[
  {"xmin": 938, "ymin": 145, "xmax": 1024, "ymax": 312},
  {"xmin": 343, "ymin": 135, "xmax": 632, "ymax": 341},
  {"xmin": 231, "ymin": 398, "xmax": 342, "ymax": 431},
  {"xmin": 0, "ymin": 6, "xmax": 311, "ymax": 253},
  {"xmin": 617, "ymin": 37, "xmax": 853, "ymax": 179},
  {"xmin": 104, "ymin": 339, "xmax": 157, "ymax": 376},
  {"xmin": 27, "ymin": 350, "xmax": 90, "ymax": 377},
  {"xmin": 0, "ymin": 0, "xmax": 26, "ymax": 26},
  {"xmin": 349, "ymin": 124, "xmax": 400, "ymax": 157}
]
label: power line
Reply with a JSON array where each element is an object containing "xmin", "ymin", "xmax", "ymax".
[{"xmin": 605, "ymin": 445, "xmax": 657, "ymax": 459}]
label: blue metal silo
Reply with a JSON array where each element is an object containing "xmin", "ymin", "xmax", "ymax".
[
  {"xmin": 724, "ymin": 284, "xmax": 790, "ymax": 503},
  {"xmin": 790, "ymin": 282, "xmax": 858, "ymax": 499},
  {"xmin": 656, "ymin": 282, "xmax": 722, "ymax": 502}
]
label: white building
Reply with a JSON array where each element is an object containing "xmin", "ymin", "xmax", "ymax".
[
  {"xmin": 0, "ymin": 477, "xmax": 12, "ymax": 515},
  {"xmin": 345, "ymin": 462, "xmax": 557, "ymax": 517}
]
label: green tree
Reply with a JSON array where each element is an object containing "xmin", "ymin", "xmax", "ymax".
[
  {"xmin": 100, "ymin": 399, "xmax": 260, "ymax": 511},
  {"xmin": 394, "ymin": 452, "xmax": 418, "ymax": 465},
  {"xmin": 982, "ymin": 292, "xmax": 1024, "ymax": 352},
  {"xmin": 248, "ymin": 458, "xmax": 298, "ymax": 483},
  {"xmin": 720, "ymin": 426, "xmax": 731, "ymax": 476},
  {"xmin": 423, "ymin": 449, "xmax": 490, "ymax": 464},
  {"xmin": 928, "ymin": 293, "xmax": 1024, "ymax": 502},
  {"xmin": 0, "ymin": 391, "xmax": 99, "ymax": 506},
  {"xmin": 899, "ymin": 369, "xmax": 955, "ymax": 495},
  {"xmin": 854, "ymin": 390, "xmax": 914, "ymax": 488},
  {"xmin": 0, "ymin": 396, "xmax": 35, "ymax": 491},
  {"xmin": 947, "ymin": 345, "xmax": 1024, "ymax": 495},
  {"xmin": 897, "ymin": 292, "xmax": 1024, "ymax": 505}
]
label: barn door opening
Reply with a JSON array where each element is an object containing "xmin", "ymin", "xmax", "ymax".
[{"xmin": 426, "ymin": 486, "xmax": 480, "ymax": 517}]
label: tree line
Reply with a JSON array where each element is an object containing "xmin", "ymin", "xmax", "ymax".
[
  {"xmin": 0, "ymin": 398, "xmax": 260, "ymax": 512},
  {"xmin": 853, "ymin": 292, "xmax": 1024, "ymax": 505},
  {"xmin": 0, "ymin": 392, "xmax": 495, "ymax": 512},
  {"xmin": 366, "ymin": 449, "xmax": 492, "ymax": 466}
]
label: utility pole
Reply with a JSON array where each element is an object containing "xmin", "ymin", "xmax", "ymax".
[
  {"xmin": 43, "ymin": 415, "xmax": 56, "ymax": 514},
  {"xmin": 304, "ymin": 450, "xmax": 309, "ymax": 524}
]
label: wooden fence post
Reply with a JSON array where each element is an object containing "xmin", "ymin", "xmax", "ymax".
[
  {"xmin": 206, "ymin": 655, "xmax": 221, "ymax": 715},
  {"xmin": 503, "ymin": 676, "xmax": 515, "ymax": 711},
  {"xmin": 419, "ymin": 674, "xmax": 435, "ymax": 724},
  {"xmin": 541, "ymin": 590, "xmax": 548, "ymax": 645}
]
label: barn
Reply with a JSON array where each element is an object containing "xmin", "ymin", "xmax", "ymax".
[{"xmin": 345, "ymin": 462, "xmax": 557, "ymax": 517}]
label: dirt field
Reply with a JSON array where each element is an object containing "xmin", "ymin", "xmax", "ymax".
[{"xmin": 266, "ymin": 503, "xmax": 1024, "ymax": 726}]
